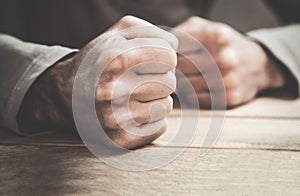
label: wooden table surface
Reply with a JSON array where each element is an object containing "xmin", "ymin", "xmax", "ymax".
[{"xmin": 1, "ymin": 96, "xmax": 300, "ymax": 195}]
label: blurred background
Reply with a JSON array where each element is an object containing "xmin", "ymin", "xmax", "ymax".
[
  {"xmin": 0, "ymin": 0, "xmax": 282, "ymax": 47},
  {"xmin": 210, "ymin": 0, "xmax": 279, "ymax": 32}
]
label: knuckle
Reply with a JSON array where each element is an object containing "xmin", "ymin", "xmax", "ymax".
[
  {"xmin": 211, "ymin": 23, "xmax": 234, "ymax": 44},
  {"xmin": 155, "ymin": 48, "xmax": 177, "ymax": 68},
  {"xmin": 226, "ymin": 89, "xmax": 242, "ymax": 106},
  {"xmin": 117, "ymin": 49, "xmax": 138, "ymax": 68},
  {"xmin": 118, "ymin": 15, "xmax": 138, "ymax": 28},
  {"xmin": 216, "ymin": 49, "xmax": 239, "ymax": 70},
  {"xmin": 158, "ymin": 48, "xmax": 177, "ymax": 68},
  {"xmin": 187, "ymin": 16, "xmax": 199, "ymax": 23},
  {"xmin": 101, "ymin": 112, "xmax": 119, "ymax": 130},
  {"xmin": 120, "ymin": 15, "xmax": 135, "ymax": 22},
  {"xmin": 224, "ymin": 73, "xmax": 240, "ymax": 90},
  {"xmin": 96, "ymin": 84, "xmax": 114, "ymax": 102},
  {"xmin": 215, "ymin": 23, "xmax": 232, "ymax": 34},
  {"xmin": 187, "ymin": 16, "xmax": 207, "ymax": 24},
  {"xmin": 214, "ymin": 23, "xmax": 232, "ymax": 34}
]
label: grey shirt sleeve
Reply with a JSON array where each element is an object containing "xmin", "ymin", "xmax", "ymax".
[
  {"xmin": 0, "ymin": 34, "xmax": 77, "ymax": 134},
  {"xmin": 247, "ymin": 24, "xmax": 300, "ymax": 95}
]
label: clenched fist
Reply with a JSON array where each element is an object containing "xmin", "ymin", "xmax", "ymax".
[
  {"xmin": 18, "ymin": 16, "xmax": 178, "ymax": 149},
  {"xmin": 176, "ymin": 17, "xmax": 287, "ymax": 108}
]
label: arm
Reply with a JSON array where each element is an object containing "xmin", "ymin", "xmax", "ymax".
[
  {"xmin": 0, "ymin": 34, "xmax": 76, "ymax": 134},
  {"xmin": 247, "ymin": 24, "xmax": 300, "ymax": 95},
  {"xmin": 0, "ymin": 16, "xmax": 178, "ymax": 149}
]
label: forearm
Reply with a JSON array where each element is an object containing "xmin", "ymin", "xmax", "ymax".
[{"xmin": 0, "ymin": 34, "xmax": 77, "ymax": 134}]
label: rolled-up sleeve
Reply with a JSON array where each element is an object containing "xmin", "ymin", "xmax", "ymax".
[
  {"xmin": 0, "ymin": 34, "xmax": 77, "ymax": 134},
  {"xmin": 247, "ymin": 24, "xmax": 300, "ymax": 95}
]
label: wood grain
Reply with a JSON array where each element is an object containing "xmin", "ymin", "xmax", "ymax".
[
  {"xmin": 155, "ymin": 117, "xmax": 300, "ymax": 150},
  {"xmin": 172, "ymin": 97, "xmax": 300, "ymax": 119},
  {"xmin": 0, "ymin": 145, "xmax": 299, "ymax": 195},
  {"xmin": 1, "ymin": 98, "xmax": 299, "ymax": 149},
  {"xmin": 0, "ymin": 97, "xmax": 299, "ymax": 195},
  {"xmin": 1, "ymin": 116, "xmax": 300, "ymax": 151}
]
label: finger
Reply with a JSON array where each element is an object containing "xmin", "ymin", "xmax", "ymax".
[
  {"xmin": 133, "ymin": 62, "xmax": 175, "ymax": 75},
  {"xmin": 177, "ymin": 52, "xmax": 215, "ymax": 75},
  {"xmin": 110, "ymin": 16, "xmax": 178, "ymax": 51},
  {"xmin": 175, "ymin": 16, "xmax": 209, "ymax": 44},
  {"xmin": 204, "ymin": 22, "xmax": 234, "ymax": 47},
  {"xmin": 129, "ymin": 96, "xmax": 173, "ymax": 125},
  {"xmin": 215, "ymin": 48, "xmax": 239, "ymax": 73},
  {"xmin": 97, "ymin": 97, "xmax": 172, "ymax": 133},
  {"xmin": 177, "ymin": 74, "xmax": 209, "ymax": 93},
  {"xmin": 97, "ymin": 70, "xmax": 175, "ymax": 103},
  {"xmin": 107, "ymin": 121, "xmax": 167, "ymax": 149},
  {"xmin": 121, "ymin": 26, "xmax": 179, "ymax": 51},
  {"xmin": 114, "ymin": 15, "xmax": 153, "ymax": 30},
  {"xmin": 177, "ymin": 70, "xmax": 225, "ymax": 93},
  {"xmin": 187, "ymin": 92, "xmax": 226, "ymax": 109},
  {"xmin": 194, "ymin": 93, "xmax": 212, "ymax": 109},
  {"xmin": 175, "ymin": 17, "xmax": 233, "ymax": 52},
  {"xmin": 131, "ymin": 72, "xmax": 176, "ymax": 102},
  {"xmin": 104, "ymin": 38, "xmax": 177, "ymax": 75}
]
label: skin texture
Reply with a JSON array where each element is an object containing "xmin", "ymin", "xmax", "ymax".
[
  {"xmin": 18, "ymin": 16, "xmax": 290, "ymax": 148},
  {"xmin": 18, "ymin": 16, "xmax": 178, "ymax": 149},
  {"xmin": 175, "ymin": 17, "xmax": 287, "ymax": 108}
]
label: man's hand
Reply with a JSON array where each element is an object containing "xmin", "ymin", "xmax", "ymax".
[
  {"xmin": 175, "ymin": 17, "xmax": 286, "ymax": 108},
  {"xmin": 18, "ymin": 16, "xmax": 178, "ymax": 149}
]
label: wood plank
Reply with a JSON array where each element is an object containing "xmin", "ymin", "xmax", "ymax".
[
  {"xmin": 1, "ymin": 145, "xmax": 299, "ymax": 195},
  {"xmin": 0, "ymin": 88, "xmax": 298, "ymax": 195},
  {"xmin": 225, "ymin": 97, "xmax": 300, "ymax": 118},
  {"xmin": 172, "ymin": 97, "xmax": 300, "ymax": 119},
  {"xmin": 0, "ymin": 127, "xmax": 83, "ymax": 147},
  {"xmin": 1, "ymin": 116, "xmax": 300, "ymax": 151},
  {"xmin": 155, "ymin": 117, "xmax": 300, "ymax": 150},
  {"xmin": 0, "ymin": 97, "xmax": 299, "ymax": 150}
]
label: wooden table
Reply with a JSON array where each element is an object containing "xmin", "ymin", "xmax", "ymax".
[{"xmin": 1, "ymin": 96, "xmax": 300, "ymax": 195}]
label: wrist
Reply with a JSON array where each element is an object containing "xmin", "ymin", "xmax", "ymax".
[
  {"xmin": 17, "ymin": 54, "xmax": 76, "ymax": 131},
  {"xmin": 255, "ymin": 42, "xmax": 286, "ymax": 92},
  {"xmin": 265, "ymin": 56, "xmax": 286, "ymax": 89}
]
